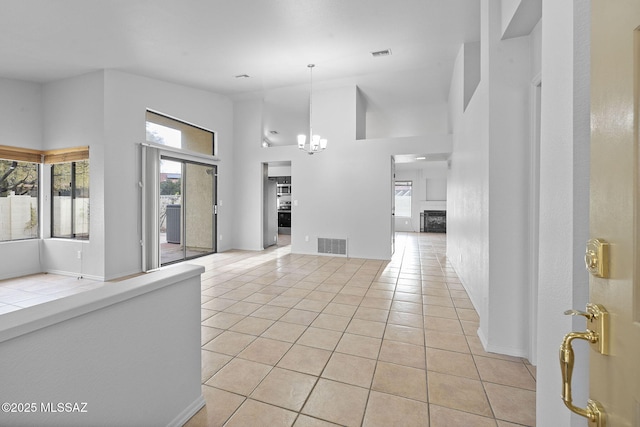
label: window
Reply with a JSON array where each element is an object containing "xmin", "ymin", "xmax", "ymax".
[
  {"xmin": 51, "ymin": 160, "xmax": 90, "ymax": 239},
  {"xmin": 0, "ymin": 158, "xmax": 39, "ymax": 241},
  {"xmin": 146, "ymin": 111, "xmax": 215, "ymax": 156},
  {"xmin": 395, "ymin": 181, "xmax": 412, "ymax": 217}
]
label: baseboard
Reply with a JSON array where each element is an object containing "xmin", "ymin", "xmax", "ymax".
[
  {"xmin": 45, "ymin": 269, "xmax": 105, "ymax": 281},
  {"xmin": 167, "ymin": 394, "xmax": 205, "ymax": 427},
  {"xmin": 477, "ymin": 326, "xmax": 528, "ymax": 358}
]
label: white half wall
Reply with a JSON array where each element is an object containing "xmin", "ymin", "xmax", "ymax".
[{"xmin": 0, "ymin": 263, "xmax": 204, "ymax": 427}]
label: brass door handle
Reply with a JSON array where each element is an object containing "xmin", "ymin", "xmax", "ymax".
[
  {"xmin": 559, "ymin": 332, "xmax": 605, "ymax": 426},
  {"xmin": 559, "ymin": 304, "xmax": 609, "ymax": 427}
]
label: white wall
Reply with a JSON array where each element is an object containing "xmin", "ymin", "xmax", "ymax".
[
  {"xmin": 41, "ymin": 71, "xmax": 106, "ymax": 279},
  {"xmin": 536, "ymin": 1, "xmax": 590, "ymax": 425},
  {"xmin": 233, "ymin": 85, "xmax": 452, "ymax": 260},
  {"xmin": 447, "ymin": 0, "xmax": 535, "ymax": 358},
  {"xmin": 102, "ymin": 70, "xmax": 234, "ymax": 280}
]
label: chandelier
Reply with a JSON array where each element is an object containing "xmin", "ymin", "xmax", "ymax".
[{"xmin": 298, "ymin": 64, "xmax": 328, "ymax": 154}]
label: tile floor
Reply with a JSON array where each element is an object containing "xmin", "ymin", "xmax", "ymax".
[
  {"xmin": 0, "ymin": 272, "xmax": 101, "ymax": 314},
  {"xmin": 185, "ymin": 233, "xmax": 536, "ymax": 427},
  {"xmin": 0, "ymin": 232, "xmax": 536, "ymax": 426}
]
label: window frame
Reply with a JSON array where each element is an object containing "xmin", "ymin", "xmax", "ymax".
[
  {"xmin": 394, "ymin": 180, "xmax": 413, "ymax": 218},
  {"xmin": 50, "ymin": 160, "xmax": 90, "ymax": 240}
]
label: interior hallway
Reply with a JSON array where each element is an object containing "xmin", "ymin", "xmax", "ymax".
[{"xmin": 186, "ymin": 232, "xmax": 536, "ymax": 426}]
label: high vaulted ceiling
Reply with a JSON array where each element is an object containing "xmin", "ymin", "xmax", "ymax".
[
  {"xmin": 1, "ymin": 1, "xmax": 479, "ymax": 153},
  {"xmin": 0, "ymin": 0, "xmax": 480, "ymax": 98}
]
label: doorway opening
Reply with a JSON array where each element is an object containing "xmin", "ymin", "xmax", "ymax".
[
  {"xmin": 263, "ymin": 161, "xmax": 292, "ymax": 249},
  {"xmin": 160, "ymin": 157, "xmax": 217, "ymax": 265}
]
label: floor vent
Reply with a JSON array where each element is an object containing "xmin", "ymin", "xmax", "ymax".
[{"xmin": 317, "ymin": 238, "xmax": 347, "ymax": 256}]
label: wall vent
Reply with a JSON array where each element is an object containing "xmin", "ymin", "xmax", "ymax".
[{"xmin": 317, "ymin": 238, "xmax": 347, "ymax": 256}]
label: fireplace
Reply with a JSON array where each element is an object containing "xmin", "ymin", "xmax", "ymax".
[{"xmin": 421, "ymin": 210, "xmax": 446, "ymax": 233}]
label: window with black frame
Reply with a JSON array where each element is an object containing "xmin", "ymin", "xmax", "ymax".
[{"xmin": 51, "ymin": 160, "xmax": 90, "ymax": 239}]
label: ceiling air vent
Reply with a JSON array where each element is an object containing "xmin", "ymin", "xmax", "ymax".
[{"xmin": 371, "ymin": 49, "xmax": 392, "ymax": 58}]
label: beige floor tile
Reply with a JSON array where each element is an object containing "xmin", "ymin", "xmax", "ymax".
[
  {"xmin": 365, "ymin": 289, "xmax": 394, "ymax": 299},
  {"xmin": 249, "ymin": 304, "xmax": 289, "ymax": 320},
  {"xmin": 261, "ymin": 321, "xmax": 307, "ymax": 343},
  {"xmin": 427, "ymin": 371, "xmax": 493, "ymax": 418},
  {"xmin": 452, "ymin": 298, "xmax": 475, "ymax": 309},
  {"xmin": 302, "ymin": 379, "xmax": 369, "ymax": 427},
  {"xmin": 429, "ymin": 404, "xmax": 497, "ymax": 427},
  {"xmin": 183, "ymin": 385, "xmax": 245, "ymax": 427},
  {"xmin": 225, "ymin": 399, "xmax": 297, "ymax": 427},
  {"xmin": 243, "ymin": 292, "xmax": 276, "ymax": 304},
  {"xmin": 294, "ymin": 299, "xmax": 329, "ymax": 312},
  {"xmin": 307, "ymin": 291, "xmax": 337, "ymax": 302},
  {"xmin": 280, "ymin": 308, "xmax": 319, "ymax": 326},
  {"xmin": 224, "ymin": 300, "xmax": 263, "ymax": 315},
  {"xmin": 388, "ymin": 311, "xmax": 423, "ymax": 328},
  {"xmin": 378, "ymin": 339, "xmax": 426, "ymax": 369},
  {"xmin": 461, "ymin": 320, "xmax": 480, "ymax": 336},
  {"xmin": 496, "ymin": 421, "xmax": 525, "ymax": 427},
  {"xmin": 425, "ymin": 330, "xmax": 470, "ymax": 353},
  {"xmin": 484, "ymin": 382, "xmax": 536, "ymax": 426},
  {"xmin": 457, "ymin": 307, "xmax": 480, "ymax": 322},
  {"xmin": 390, "ymin": 300, "xmax": 423, "ymax": 314},
  {"xmin": 201, "ymin": 311, "xmax": 245, "ymax": 329},
  {"xmin": 250, "ymin": 367, "xmax": 318, "ymax": 411},
  {"xmin": 202, "ymin": 331, "xmax": 256, "ymax": 356},
  {"xmin": 332, "ymin": 294, "xmax": 363, "ymax": 306},
  {"xmin": 466, "ymin": 336, "xmax": 524, "ymax": 363},
  {"xmin": 474, "ymin": 356, "xmax": 536, "ymax": 390},
  {"xmin": 322, "ymin": 302, "xmax": 358, "ymax": 316},
  {"xmin": 321, "ymin": 352, "xmax": 377, "ymax": 388},
  {"xmin": 359, "ymin": 297, "xmax": 393, "ymax": 310},
  {"xmin": 201, "ymin": 297, "xmax": 236, "ymax": 311},
  {"xmin": 383, "ymin": 324, "xmax": 425, "ymax": 346},
  {"xmin": 345, "ymin": 318, "xmax": 386, "ymax": 338},
  {"xmin": 311, "ymin": 313, "xmax": 351, "ymax": 332},
  {"xmin": 422, "ymin": 288, "xmax": 451, "ymax": 298},
  {"xmin": 362, "ymin": 391, "xmax": 429, "ymax": 427},
  {"xmin": 297, "ymin": 327, "xmax": 343, "ymax": 351},
  {"xmin": 424, "ymin": 316, "xmax": 463, "ymax": 335},
  {"xmin": 393, "ymin": 291, "xmax": 422, "ymax": 303},
  {"xmin": 335, "ymin": 333, "xmax": 382, "ymax": 359},
  {"xmin": 206, "ymin": 358, "xmax": 272, "ymax": 396},
  {"xmin": 422, "ymin": 295, "xmax": 454, "ymax": 307},
  {"xmin": 426, "ymin": 347, "xmax": 479, "ymax": 379},
  {"xmin": 353, "ymin": 306, "xmax": 389, "ymax": 322},
  {"xmin": 201, "ymin": 308, "xmax": 217, "ymax": 322},
  {"xmin": 237, "ymin": 337, "xmax": 292, "ymax": 365},
  {"xmin": 201, "ymin": 326, "xmax": 223, "ymax": 346},
  {"xmin": 277, "ymin": 344, "xmax": 332, "ymax": 376},
  {"xmin": 293, "ymin": 415, "xmax": 342, "ymax": 427},
  {"xmin": 423, "ymin": 304, "xmax": 459, "ymax": 319},
  {"xmin": 229, "ymin": 316, "xmax": 274, "ymax": 335},
  {"xmin": 268, "ymin": 295, "xmax": 303, "ymax": 308},
  {"xmin": 371, "ymin": 361, "xmax": 427, "ymax": 401},
  {"xmin": 201, "ymin": 350, "xmax": 232, "ymax": 383}
]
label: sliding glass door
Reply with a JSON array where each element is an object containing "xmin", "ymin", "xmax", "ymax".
[{"xmin": 160, "ymin": 156, "xmax": 216, "ymax": 265}]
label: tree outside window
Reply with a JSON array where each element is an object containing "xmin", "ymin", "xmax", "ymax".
[{"xmin": 52, "ymin": 160, "xmax": 89, "ymax": 239}]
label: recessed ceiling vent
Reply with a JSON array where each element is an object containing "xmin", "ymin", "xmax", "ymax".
[
  {"xmin": 235, "ymin": 74, "xmax": 250, "ymax": 78},
  {"xmin": 371, "ymin": 49, "xmax": 392, "ymax": 58}
]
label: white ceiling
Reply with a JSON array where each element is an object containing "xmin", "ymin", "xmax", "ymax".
[{"xmin": 0, "ymin": 0, "xmax": 480, "ymax": 153}]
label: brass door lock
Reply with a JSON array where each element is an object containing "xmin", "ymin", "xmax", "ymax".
[{"xmin": 585, "ymin": 238, "xmax": 609, "ymax": 278}]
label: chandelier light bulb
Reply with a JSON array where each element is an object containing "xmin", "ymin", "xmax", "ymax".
[{"xmin": 299, "ymin": 64, "xmax": 327, "ymax": 155}]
